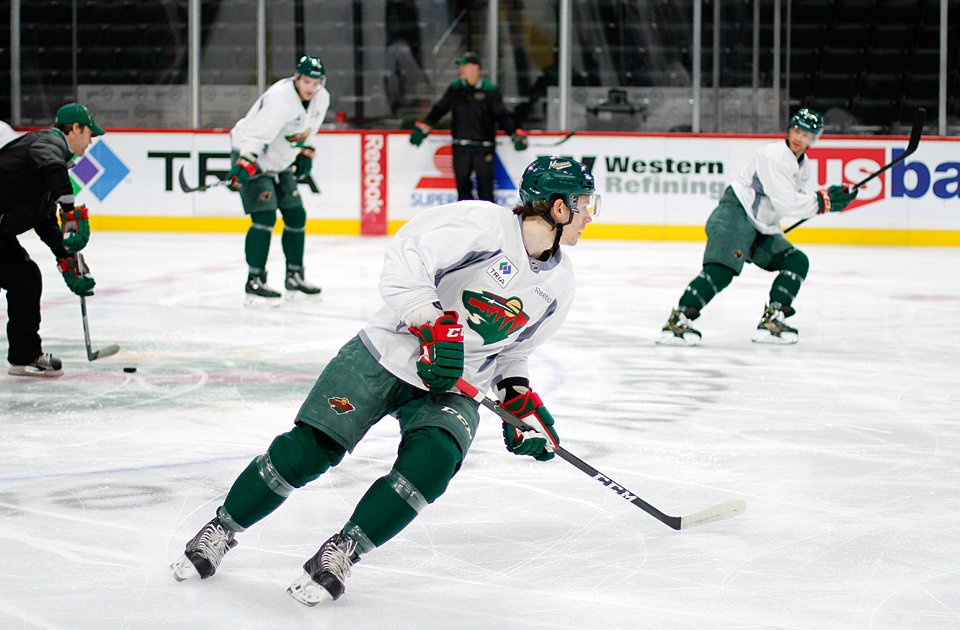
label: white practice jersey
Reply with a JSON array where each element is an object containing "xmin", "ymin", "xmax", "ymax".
[
  {"xmin": 360, "ymin": 201, "xmax": 576, "ymax": 395},
  {"xmin": 730, "ymin": 140, "xmax": 820, "ymax": 235},
  {"xmin": 230, "ymin": 77, "xmax": 330, "ymax": 173}
]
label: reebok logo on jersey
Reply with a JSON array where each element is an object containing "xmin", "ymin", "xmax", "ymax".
[
  {"xmin": 327, "ymin": 396, "xmax": 355, "ymax": 415},
  {"xmin": 485, "ymin": 256, "xmax": 516, "ymax": 288},
  {"xmin": 461, "ymin": 289, "xmax": 529, "ymax": 345}
]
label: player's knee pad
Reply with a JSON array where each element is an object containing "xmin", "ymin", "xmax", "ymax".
[
  {"xmin": 264, "ymin": 422, "xmax": 346, "ymax": 490},
  {"xmin": 279, "ymin": 205, "xmax": 306, "ymax": 230},
  {"xmin": 392, "ymin": 427, "xmax": 463, "ymax": 505},
  {"xmin": 250, "ymin": 211, "xmax": 277, "ymax": 231},
  {"xmin": 781, "ymin": 249, "xmax": 810, "ymax": 279}
]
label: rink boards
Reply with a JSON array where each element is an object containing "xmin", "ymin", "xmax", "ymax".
[{"xmin": 73, "ymin": 129, "xmax": 960, "ymax": 246}]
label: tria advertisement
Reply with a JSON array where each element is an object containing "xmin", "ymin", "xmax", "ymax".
[{"xmin": 67, "ymin": 130, "xmax": 958, "ymax": 243}]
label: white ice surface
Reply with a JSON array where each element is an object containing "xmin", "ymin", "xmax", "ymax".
[{"xmin": 2, "ymin": 232, "xmax": 959, "ymax": 629}]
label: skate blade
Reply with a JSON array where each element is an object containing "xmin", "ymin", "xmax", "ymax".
[
  {"xmin": 655, "ymin": 331, "xmax": 701, "ymax": 347},
  {"xmin": 170, "ymin": 554, "xmax": 201, "ymax": 582},
  {"xmin": 284, "ymin": 289, "xmax": 323, "ymax": 300},
  {"xmin": 752, "ymin": 330, "xmax": 798, "ymax": 344},
  {"xmin": 287, "ymin": 571, "xmax": 331, "ymax": 606},
  {"xmin": 244, "ymin": 295, "xmax": 283, "ymax": 308},
  {"xmin": 7, "ymin": 365, "xmax": 63, "ymax": 377}
]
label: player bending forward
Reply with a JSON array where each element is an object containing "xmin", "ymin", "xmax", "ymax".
[
  {"xmin": 171, "ymin": 156, "xmax": 599, "ymax": 605},
  {"xmin": 228, "ymin": 55, "xmax": 329, "ymax": 303},
  {"xmin": 657, "ymin": 108, "xmax": 857, "ymax": 345}
]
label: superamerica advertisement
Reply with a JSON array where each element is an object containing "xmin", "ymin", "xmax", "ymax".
[{"xmin": 67, "ymin": 130, "xmax": 958, "ymax": 240}]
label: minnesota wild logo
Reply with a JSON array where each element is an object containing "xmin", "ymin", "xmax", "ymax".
[
  {"xmin": 327, "ymin": 396, "xmax": 355, "ymax": 415},
  {"xmin": 461, "ymin": 289, "xmax": 529, "ymax": 345},
  {"xmin": 285, "ymin": 129, "xmax": 312, "ymax": 148}
]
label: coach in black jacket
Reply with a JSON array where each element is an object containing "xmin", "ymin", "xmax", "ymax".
[
  {"xmin": 0, "ymin": 103, "xmax": 103, "ymax": 377},
  {"xmin": 409, "ymin": 51, "xmax": 528, "ymax": 202}
]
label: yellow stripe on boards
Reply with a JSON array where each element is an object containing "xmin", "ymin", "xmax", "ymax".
[{"xmin": 88, "ymin": 216, "xmax": 960, "ymax": 247}]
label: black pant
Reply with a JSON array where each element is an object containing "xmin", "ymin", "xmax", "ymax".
[
  {"xmin": 0, "ymin": 235, "xmax": 44, "ymax": 364},
  {"xmin": 452, "ymin": 144, "xmax": 496, "ymax": 202}
]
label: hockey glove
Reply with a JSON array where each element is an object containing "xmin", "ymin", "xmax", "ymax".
[
  {"xmin": 294, "ymin": 147, "xmax": 315, "ymax": 181},
  {"xmin": 57, "ymin": 255, "xmax": 95, "ymax": 297},
  {"xmin": 59, "ymin": 203, "xmax": 90, "ymax": 254},
  {"xmin": 409, "ymin": 120, "xmax": 431, "ymax": 147},
  {"xmin": 816, "ymin": 184, "xmax": 858, "ymax": 214},
  {"xmin": 501, "ymin": 390, "xmax": 559, "ymax": 462},
  {"xmin": 512, "ymin": 129, "xmax": 529, "ymax": 151},
  {"xmin": 408, "ymin": 310, "xmax": 464, "ymax": 393},
  {"xmin": 227, "ymin": 154, "xmax": 258, "ymax": 191}
]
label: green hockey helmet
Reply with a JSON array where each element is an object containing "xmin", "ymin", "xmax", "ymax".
[
  {"xmin": 295, "ymin": 55, "xmax": 326, "ymax": 83},
  {"xmin": 789, "ymin": 108, "xmax": 823, "ymax": 138},
  {"xmin": 519, "ymin": 156, "xmax": 600, "ymax": 220}
]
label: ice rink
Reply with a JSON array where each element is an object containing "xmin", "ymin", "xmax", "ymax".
[{"xmin": 2, "ymin": 230, "xmax": 959, "ymax": 629}]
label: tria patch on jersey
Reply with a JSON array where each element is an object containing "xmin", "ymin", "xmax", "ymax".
[
  {"xmin": 461, "ymin": 289, "xmax": 529, "ymax": 345},
  {"xmin": 485, "ymin": 255, "xmax": 517, "ymax": 288},
  {"xmin": 327, "ymin": 396, "xmax": 355, "ymax": 415}
]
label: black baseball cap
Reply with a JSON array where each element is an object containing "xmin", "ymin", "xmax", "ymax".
[{"xmin": 455, "ymin": 52, "xmax": 481, "ymax": 66}]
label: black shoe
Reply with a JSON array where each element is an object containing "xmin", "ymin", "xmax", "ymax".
[
  {"xmin": 8, "ymin": 353, "xmax": 63, "ymax": 377},
  {"xmin": 287, "ymin": 534, "xmax": 360, "ymax": 605},
  {"xmin": 285, "ymin": 269, "xmax": 322, "ymax": 296},
  {"xmin": 752, "ymin": 302, "xmax": 799, "ymax": 344},
  {"xmin": 245, "ymin": 271, "xmax": 282, "ymax": 301},
  {"xmin": 656, "ymin": 307, "xmax": 702, "ymax": 346},
  {"xmin": 170, "ymin": 516, "xmax": 238, "ymax": 581}
]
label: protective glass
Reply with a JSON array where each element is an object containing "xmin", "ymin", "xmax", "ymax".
[{"xmin": 568, "ymin": 192, "xmax": 601, "ymax": 218}]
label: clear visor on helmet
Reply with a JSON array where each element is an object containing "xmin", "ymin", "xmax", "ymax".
[{"xmin": 567, "ymin": 192, "xmax": 600, "ymax": 218}]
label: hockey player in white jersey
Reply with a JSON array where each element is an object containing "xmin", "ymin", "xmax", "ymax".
[
  {"xmin": 657, "ymin": 108, "xmax": 858, "ymax": 345},
  {"xmin": 227, "ymin": 54, "xmax": 329, "ymax": 303},
  {"xmin": 171, "ymin": 156, "xmax": 598, "ymax": 605}
]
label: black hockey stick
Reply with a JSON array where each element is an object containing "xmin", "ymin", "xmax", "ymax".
[
  {"xmin": 178, "ymin": 166, "xmax": 228, "ymax": 193},
  {"xmin": 426, "ymin": 130, "xmax": 577, "ymax": 149},
  {"xmin": 455, "ymin": 378, "xmax": 746, "ymax": 530},
  {"xmin": 76, "ymin": 254, "xmax": 119, "ymax": 361},
  {"xmin": 784, "ymin": 107, "xmax": 925, "ymax": 234}
]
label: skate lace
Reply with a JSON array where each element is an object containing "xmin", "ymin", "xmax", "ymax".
[
  {"xmin": 321, "ymin": 537, "xmax": 357, "ymax": 582},
  {"xmin": 37, "ymin": 353, "xmax": 55, "ymax": 367},
  {"xmin": 196, "ymin": 523, "xmax": 233, "ymax": 564}
]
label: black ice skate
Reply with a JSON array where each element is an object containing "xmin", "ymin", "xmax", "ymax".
[
  {"xmin": 656, "ymin": 307, "xmax": 702, "ymax": 346},
  {"xmin": 752, "ymin": 303, "xmax": 798, "ymax": 344},
  {"xmin": 8, "ymin": 353, "xmax": 63, "ymax": 377},
  {"xmin": 287, "ymin": 534, "xmax": 360, "ymax": 606},
  {"xmin": 284, "ymin": 268, "xmax": 322, "ymax": 298},
  {"xmin": 170, "ymin": 516, "xmax": 238, "ymax": 581},
  {"xmin": 244, "ymin": 271, "xmax": 282, "ymax": 306}
]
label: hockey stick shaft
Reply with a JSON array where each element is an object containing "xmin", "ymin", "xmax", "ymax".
[
  {"xmin": 426, "ymin": 131, "xmax": 577, "ymax": 148},
  {"xmin": 76, "ymin": 254, "xmax": 120, "ymax": 361},
  {"xmin": 784, "ymin": 107, "xmax": 925, "ymax": 234},
  {"xmin": 455, "ymin": 378, "xmax": 745, "ymax": 530}
]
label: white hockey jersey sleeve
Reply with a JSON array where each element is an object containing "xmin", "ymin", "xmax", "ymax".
[
  {"xmin": 379, "ymin": 202, "xmax": 507, "ymax": 323},
  {"xmin": 754, "ymin": 150, "xmax": 819, "ymax": 219}
]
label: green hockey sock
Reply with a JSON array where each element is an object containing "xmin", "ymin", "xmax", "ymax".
[
  {"xmin": 344, "ymin": 474, "xmax": 419, "ymax": 551},
  {"xmin": 280, "ymin": 206, "xmax": 306, "ymax": 269},
  {"xmin": 245, "ymin": 211, "xmax": 276, "ymax": 272},
  {"xmin": 769, "ymin": 249, "xmax": 809, "ymax": 308},
  {"xmin": 679, "ymin": 263, "xmax": 734, "ymax": 314},
  {"xmin": 222, "ymin": 456, "xmax": 288, "ymax": 530}
]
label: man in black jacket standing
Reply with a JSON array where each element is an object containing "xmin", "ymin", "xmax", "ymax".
[
  {"xmin": 0, "ymin": 103, "xmax": 101, "ymax": 377},
  {"xmin": 409, "ymin": 51, "xmax": 528, "ymax": 202}
]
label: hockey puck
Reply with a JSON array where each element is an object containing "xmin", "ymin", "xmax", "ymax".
[{"xmin": 123, "ymin": 367, "xmax": 137, "ymax": 373}]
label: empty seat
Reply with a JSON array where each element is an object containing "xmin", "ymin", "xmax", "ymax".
[
  {"xmin": 874, "ymin": 24, "xmax": 916, "ymax": 48},
  {"xmin": 851, "ymin": 97, "xmax": 900, "ymax": 125},
  {"xmin": 859, "ymin": 72, "xmax": 904, "ymax": 97},
  {"xmin": 822, "ymin": 48, "xmax": 863, "ymax": 73},
  {"xmin": 904, "ymin": 73, "xmax": 941, "ymax": 99},
  {"xmin": 813, "ymin": 71, "xmax": 859, "ymax": 99}
]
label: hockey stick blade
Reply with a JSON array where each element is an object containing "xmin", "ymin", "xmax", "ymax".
[
  {"xmin": 89, "ymin": 344, "xmax": 120, "ymax": 361},
  {"xmin": 178, "ymin": 166, "xmax": 227, "ymax": 193},
  {"xmin": 79, "ymin": 288, "xmax": 120, "ymax": 362},
  {"xmin": 785, "ymin": 107, "xmax": 925, "ymax": 234},
  {"xmin": 455, "ymin": 378, "xmax": 745, "ymax": 531}
]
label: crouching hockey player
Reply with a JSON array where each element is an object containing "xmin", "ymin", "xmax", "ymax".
[
  {"xmin": 657, "ymin": 108, "xmax": 858, "ymax": 345},
  {"xmin": 171, "ymin": 156, "xmax": 599, "ymax": 605}
]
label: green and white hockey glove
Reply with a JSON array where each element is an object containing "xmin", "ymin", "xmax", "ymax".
[
  {"xmin": 59, "ymin": 203, "xmax": 90, "ymax": 254},
  {"xmin": 227, "ymin": 154, "xmax": 257, "ymax": 191},
  {"xmin": 294, "ymin": 147, "xmax": 315, "ymax": 181},
  {"xmin": 500, "ymin": 388, "xmax": 559, "ymax": 462},
  {"xmin": 408, "ymin": 309, "xmax": 464, "ymax": 393},
  {"xmin": 816, "ymin": 184, "xmax": 858, "ymax": 214},
  {"xmin": 409, "ymin": 120, "xmax": 431, "ymax": 147},
  {"xmin": 512, "ymin": 129, "xmax": 529, "ymax": 151},
  {"xmin": 57, "ymin": 255, "xmax": 95, "ymax": 297}
]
